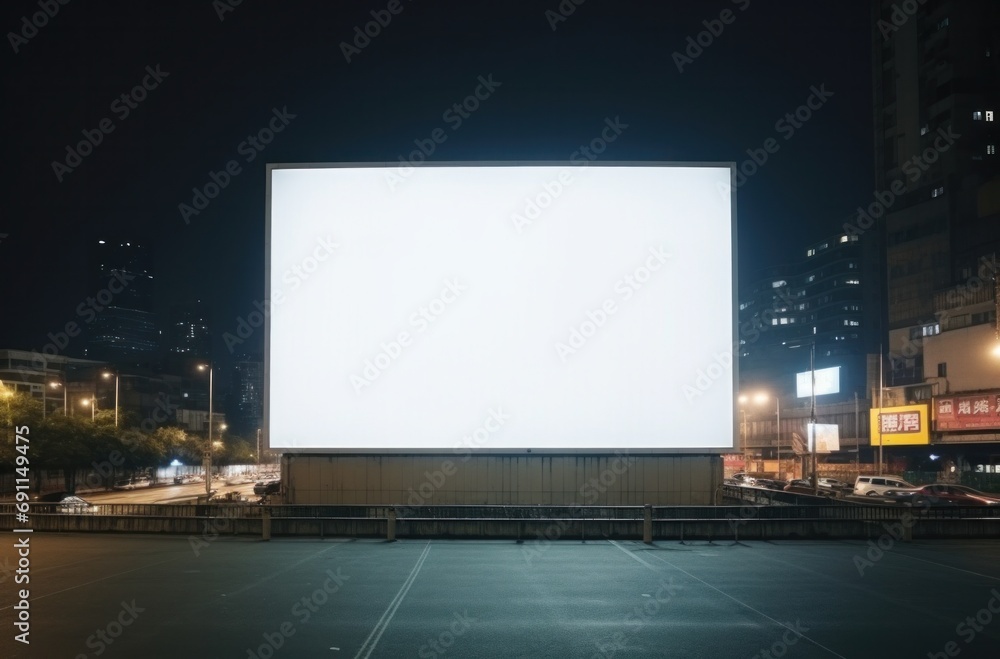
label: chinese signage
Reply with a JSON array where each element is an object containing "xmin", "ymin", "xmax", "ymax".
[
  {"xmin": 869, "ymin": 404, "xmax": 930, "ymax": 446},
  {"xmin": 935, "ymin": 392, "xmax": 1000, "ymax": 431}
]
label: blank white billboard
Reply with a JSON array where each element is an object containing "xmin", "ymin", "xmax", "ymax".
[
  {"xmin": 807, "ymin": 423, "xmax": 840, "ymax": 454},
  {"xmin": 266, "ymin": 163, "xmax": 735, "ymax": 452},
  {"xmin": 796, "ymin": 366, "xmax": 841, "ymax": 398}
]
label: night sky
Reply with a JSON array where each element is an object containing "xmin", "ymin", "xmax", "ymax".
[{"xmin": 0, "ymin": 0, "xmax": 874, "ymax": 371}]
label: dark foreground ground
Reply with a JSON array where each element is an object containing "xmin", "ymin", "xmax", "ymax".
[{"xmin": 2, "ymin": 534, "xmax": 999, "ymax": 658}]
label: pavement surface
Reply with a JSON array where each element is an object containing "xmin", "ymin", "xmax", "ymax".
[{"xmin": 2, "ymin": 534, "xmax": 1000, "ymax": 658}]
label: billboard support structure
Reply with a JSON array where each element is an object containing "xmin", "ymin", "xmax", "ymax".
[{"xmin": 810, "ymin": 342, "xmax": 817, "ymax": 494}]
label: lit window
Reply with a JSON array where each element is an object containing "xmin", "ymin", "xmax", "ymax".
[
  {"xmin": 920, "ymin": 125, "xmax": 930, "ymax": 136},
  {"xmin": 772, "ymin": 280, "xmax": 786, "ymax": 288},
  {"xmin": 806, "ymin": 248, "xmax": 815, "ymax": 257},
  {"xmin": 839, "ymin": 235, "xmax": 849, "ymax": 243},
  {"xmin": 988, "ymin": 110, "xmax": 995, "ymax": 122},
  {"xmin": 780, "ymin": 318, "xmax": 788, "ymax": 325},
  {"xmin": 845, "ymin": 278, "xmax": 860, "ymax": 285},
  {"xmin": 806, "ymin": 275, "xmax": 815, "ymax": 283},
  {"xmin": 974, "ymin": 111, "xmax": 983, "ymax": 121},
  {"xmin": 936, "ymin": 17, "xmax": 949, "ymax": 29},
  {"xmin": 932, "ymin": 186, "xmax": 944, "ymax": 197},
  {"xmin": 989, "ymin": 145, "xmax": 996, "ymax": 155}
]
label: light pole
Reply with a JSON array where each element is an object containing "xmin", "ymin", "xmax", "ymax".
[
  {"xmin": 50, "ymin": 381, "xmax": 67, "ymax": 415},
  {"xmin": 256, "ymin": 428, "xmax": 263, "ymax": 471},
  {"xmin": 738, "ymin": 394, "xmax": 750, "ymax": 472},
  {"xmin": 197, "ymin": 363, "xmax": 213, "ymax": 498},
  {"xmin": 82, "ymin": 396, "xmax": 96, "ymax": 422},
  {"xmin": 102, "ymin": 372, "xmax": 120, "ymax": 427}
]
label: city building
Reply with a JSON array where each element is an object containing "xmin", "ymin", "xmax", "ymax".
[
  {"xmin": 84, "ymin": 239, "xmax": 160, "ymax": 362},
  {"xmin": 229, "ymin": 354, "xmax": 263, "ymax": 438},
  {"xmin": 872, "ymin": 0, "xmax": 1000, "ymax": 385},
  {"xmin": 167, "ymin": 301, "xmax": 212, "ymax": 360},
  {"xmin": 0, "ymin": 349, "xmax": 106, "ymax": 417}
]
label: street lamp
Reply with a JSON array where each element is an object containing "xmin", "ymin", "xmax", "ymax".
[
  {"xmin": 102, "ymin": 372, "xmax": 120, "ymax": 427},
  {"xmin": 81, "ymin": 397, "xmax": 96, "ymax": 422},
  {"xmin": 738, "ymin": 394, "xmax": 750, "ymax": 472},
  {"xmin": 50, "ymin": 381, "xmax": 67, "ymax": 416},
  {"xmin": 197, "ymin": 363, "xmax": 213, "ymax": 498}
]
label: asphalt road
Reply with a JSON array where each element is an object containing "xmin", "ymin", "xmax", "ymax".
[
  {"xmin": 76, "ymin": 481, "xmax": 260, "ymax": 504},
  {"xmin": 3, "ymin": 535, "xmax": 1000, "ymax": 658}
]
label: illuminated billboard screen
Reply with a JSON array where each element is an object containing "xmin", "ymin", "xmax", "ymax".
[
  {"xmin": 266, "ymin": 163, "xmax": 735, "ymax": 452},
  {"xmin": 807, "ymin": 423, "xmax": 840, "ymax": 454},
  {"xmin": 796, "ymin": 366, "xmax": 841, "ymax": 398}
]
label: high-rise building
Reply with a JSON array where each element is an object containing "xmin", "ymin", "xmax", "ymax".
[
  {"xmin": 230, "ymin": 353, "xmax": 263, "ymax": 437},
  {"xmin": 872, "ymin": 0, "xmax": 1000, "ymax": 384},
  {"xmin": 167, "ymin": 301, "xmax": 212, "ymax": 359},
  {"xmin": 739, "ymin": 230, "xmax": 881, "ymax": 402},
  {"xmin": 84, "ymin": 239, "xmax": 159, "ymax": 361}
]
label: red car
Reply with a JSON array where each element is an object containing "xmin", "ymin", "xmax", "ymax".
[{"xmin": 885, "ymin": 484, "xmax": 1000, "ymax": 506}]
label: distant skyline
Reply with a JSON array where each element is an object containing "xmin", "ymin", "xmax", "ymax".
[{"xmin": 1, "ymin": 1, "xmax": 875, "ymax": 369}]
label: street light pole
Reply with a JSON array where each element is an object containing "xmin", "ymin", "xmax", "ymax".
[
  {"xmin": 775, "ymin": 397, "xmax": 781, "ymax": 479},
  {"xmin": 198, "ymin": 364, "xmax": 214, "ymax": 498},
  {"xmin": 103, "ymin": 372, "xmax": 120, "ymax": 427}
]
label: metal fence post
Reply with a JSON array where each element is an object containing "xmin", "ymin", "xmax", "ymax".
[
  {"xmin": 387, "ymin": 507, "xmax": 397, "ymax": 542},
  {"xmin": 262, "ymin": 506, "xmax": 271, "ymax": 541},
  {"xmin": 643, "ymin": 504, "xmax": 652, "ymax": 544}
]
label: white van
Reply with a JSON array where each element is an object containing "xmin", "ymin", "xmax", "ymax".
[{"xmin": 854, "ymin": 475, "xmax": 916, "ymax": 497}]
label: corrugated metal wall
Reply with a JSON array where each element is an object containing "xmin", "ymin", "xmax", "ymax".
[{"xmin": 283, "ymin": 454, "xmax": 723, "ymax": 505}]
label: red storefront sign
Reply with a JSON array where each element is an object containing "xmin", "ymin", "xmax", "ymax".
[{"xmin": 935, "ymin": 392, "xmax": 1000, "ymax": 430}]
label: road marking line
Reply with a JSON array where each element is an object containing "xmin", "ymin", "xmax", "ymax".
[
  {"xmin": 617, "ymin": 541, "xmax": 847, "ymax": 658},
  {"xmin": 608, "ymin": 539, "xmax": 658, "ymax": 570},
  {"xmin": 0, "ymin": 558, "xmax": 182, "ymax": 610},
  {"xmin": 354, "ymin": 542, "xmax": 432, "ymax": 659}
]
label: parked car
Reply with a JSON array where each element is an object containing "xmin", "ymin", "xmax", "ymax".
[
  {"xmin": 784, "ymin": 479, "xmax": 831, "ymax": 496},
  {"xmin": 853, "ymin": 475, "xmax": 916, "ymax": 497},
  {"xmin": 817, "ymin": 477, "xmax": 853, "ymax": 496},
  {"xmin": 32, "ymin": 491, "xmax": 70, "ymax": 502},
  {"xmin": 58, "ymin": 495, "xmax": 98, "ymax": 514},
  {"xmin": 885, "ymin": 484, "xmax": 1000, "ymax": 506},
  {"xmin": 253, "ymin": 479, "xmax": 281, "ymax": 496},
  {"xmin": 754, "ymin": 478, "xmax": 788, "ymax": 491},
  {"xmin": 731, "ymin": 472, "xmax": 757, "ymax": 486}
]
